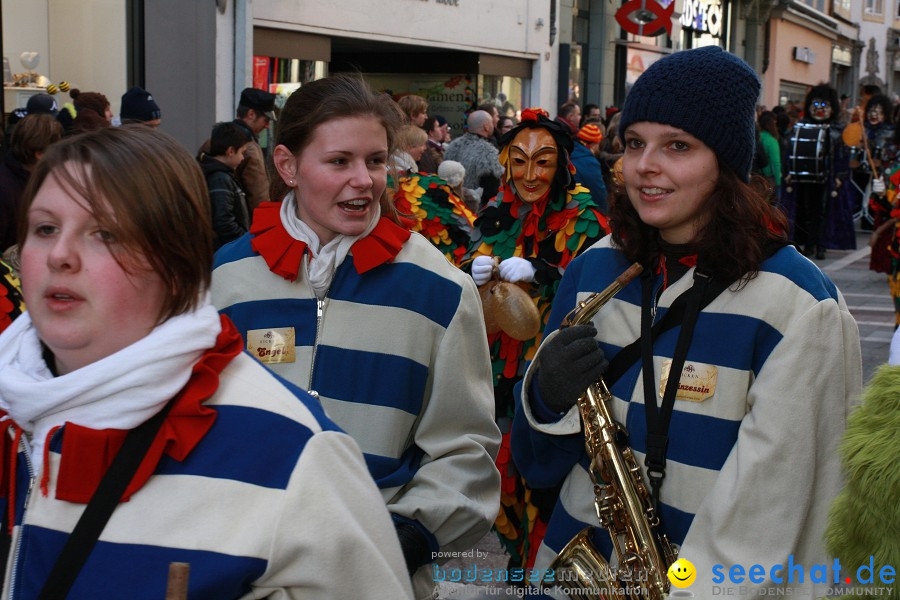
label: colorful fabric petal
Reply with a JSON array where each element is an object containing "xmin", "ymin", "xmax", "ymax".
[{"xmin": 393, "ymin": 173, "xmax": 474, "ymax": 265}]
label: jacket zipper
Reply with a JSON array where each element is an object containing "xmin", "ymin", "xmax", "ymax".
[
  {"xmin": 8, "ymin": 433, "xmax": 36, "ymax": 600},
  {"xmin": 650, "ymin": 275, "xmax": 664, "ymax": 324},
  {"xmin": 305, "ymin": 259, "xmax": 333, "ymax": 399}
]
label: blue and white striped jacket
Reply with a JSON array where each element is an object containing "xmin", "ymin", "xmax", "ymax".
[
  {"xmin": 513, "ymin": 236, "xmax": 861, "ymax": 597},
  {"xmin": 0, "ymin": 348, "xmax": 412, "ymax": 599},
  {"xmin": 212, "ymin": 229, "xmax": 501, "ymax": 557}
]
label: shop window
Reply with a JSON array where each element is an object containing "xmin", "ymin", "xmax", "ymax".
[
  {"xmin": 252, "ymin": 56, "xmax": 327, "ymax": 97},
  {"xmin": 251, "ymin": 56, "xmax": 326, "ymax": 149},
  {"xmin": 477, "ymin": 75, "xmax": 526, "ymax": 121},
  {"xmin": 779, "ymin": 81, "xmax": 809, "ymax": 109},
  {"xmin": 3, "ymin": 0, "xmax": 128, "ymax": 118},
  {"xmin": 364, "ymin": 74, "xmax": 477, "ymax": 135}
]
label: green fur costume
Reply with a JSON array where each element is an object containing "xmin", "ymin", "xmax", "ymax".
[{"xmin": 826, "ymin": 364, "xmax": 900, "ymax": 599}]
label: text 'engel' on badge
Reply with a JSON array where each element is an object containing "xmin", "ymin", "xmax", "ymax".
[{"xmin": 246, "ymin": 327, "xmax": 296, "ymax": 364}]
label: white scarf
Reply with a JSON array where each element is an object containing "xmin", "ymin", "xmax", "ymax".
[
  {"xmin": 0, "ymin": 298, "xmax": 222, "ymax": 474},
  {"xmin": 280, "ymin": 191, "xmax": 380, "ymax": 299}
]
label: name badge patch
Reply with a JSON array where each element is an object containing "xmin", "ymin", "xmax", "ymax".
[
  {"xmin": 658, "ymin": 360, "xmax": 717, "ymax": 402},
  {"xmin": 247, "ymin": 327, "xmax": 296, "ymax": 364}
]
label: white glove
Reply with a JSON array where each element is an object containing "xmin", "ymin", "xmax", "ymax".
[
  {"xmin": 499, "ymin": 257, "xmax": 537, "ymax": 283},
  {"xmin": 471, "ymin": 256, "xmax": 495, "ymax": 286},
  {"xmin": 873, "ymin": 177, "xmax": 886, "ymax": 195}
]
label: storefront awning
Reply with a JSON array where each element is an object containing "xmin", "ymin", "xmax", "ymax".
[
  {"xmin": 254, "ymin": 28, "xmax": 331, "ymax": 62},
  {"xmin": 479, "ymin": 54, "xmax": 532, "ymax": 79}
]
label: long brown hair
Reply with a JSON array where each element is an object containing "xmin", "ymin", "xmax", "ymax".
[
  {"xmin": 271, "ymin": 74, "xmax": 404, "ymax": 224},
  {"xmin": 609, "ymin": 167, "xmax": 788, "ymax": 286}
]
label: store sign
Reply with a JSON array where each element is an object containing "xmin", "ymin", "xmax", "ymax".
[
  {"xmin": 409, "ymin": 0, "xmax": 459, "ymax": 5},
  {"xmin": 366, "ymin": 74, "xmax": 476, "ymax": 134},
  {"xmin": 680, "ymin": 0, "xmax": 724, "ymax": 37},
  {"xmin": 615, "ymin": 0, "xmax": 675, "ymax": 37},
  {"xmin": 793, "ymin": 46, "xmax": 816, "ymax": 64}
]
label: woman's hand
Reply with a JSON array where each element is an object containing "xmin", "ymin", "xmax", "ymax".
[{"xmin": 538, "ymin": 325, "xmax": 608, "ymax": 413}]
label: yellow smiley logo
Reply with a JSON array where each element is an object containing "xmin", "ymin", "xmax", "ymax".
[{"xmin": 667, "ymin": 558, "xmax": 697, "ymax": 588}]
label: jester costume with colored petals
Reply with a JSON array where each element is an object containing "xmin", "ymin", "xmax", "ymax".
[
  {"xmin": 0, "ymin": 260, "xmax": 24, "ymax": 334},
  {"xmin": 461, "ymin": 108, "xmax": 609, "ymax": 571},
  {"xmin": 867, "ymin": 140, "xmax": 900, "ymax": 324},
  {"xmin": 393, "ymin": 172, "xmax": 476, "ymax": 266}
]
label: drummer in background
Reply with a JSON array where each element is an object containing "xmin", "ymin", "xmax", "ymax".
[
  {"xmin": 851, "ymin": 95, "xmax": 895, "ymax": 219},
  {"xmin": 785, "ymin": 84, "xmax": 846, "ymax": 260}
]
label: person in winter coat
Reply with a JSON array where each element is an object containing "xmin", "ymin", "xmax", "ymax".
[
  {"xmin": 0, "ymin": 125, "xmax": 413, "ymax": 599},
  {"xmin": 758, "ymin": 110, "xmax": 782, "ymax": 203},
  {"xmin": 514, "ymin": 46, "xmax": 861, "ymax": 598},
  {"xmin": 571, "ymin": 123, "xmax": 609, "ymax": 213},
  {"xmin": 443, "ymin": 110, "xmax": 504, "ymax": 196},
  {"xmin": 0, "ymin": 114, "xmax": 63, "ymax": 253},
  {"xmin": 210, "ymin": 75, "xmax": 501, "ymax": 600},
  {"xmin": 198, "ymin": 121, "xmax": 253, "ymax": 250}
]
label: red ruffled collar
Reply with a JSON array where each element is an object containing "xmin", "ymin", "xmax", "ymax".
[
  {"xmin": 249, "ymin": 202, "xmax": 411, "ymax": 281},
  {"xmin": 0, "ymin": 315, "xmax": 243, "ymax": 510}
]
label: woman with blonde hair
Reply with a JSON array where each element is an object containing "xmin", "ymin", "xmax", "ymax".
[
  {"xmin": 391, "ymin": 124, "xmax": 428, "ymax": 173},
  {"xmin": 397, "ymin": 94, "xmax": 428, "ymax": 127}
]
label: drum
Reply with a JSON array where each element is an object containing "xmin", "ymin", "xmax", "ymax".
[{"xmin": 788, "ymin": 123, "xmax": 830, "ymax": 183}]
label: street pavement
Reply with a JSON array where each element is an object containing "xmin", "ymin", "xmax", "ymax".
[
  {"xmin": 819, "ymin": 230, "xmax": 895, "ymax": 383},
  {"xmin": 435, "ymin": 229, "xmax": 890, "ymax": 599}
]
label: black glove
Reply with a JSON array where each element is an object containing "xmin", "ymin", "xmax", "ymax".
[
  {"xmin": 394, "ymin": 520, "xmax": 432, "ymax": 575},
  {"xmin": 538, "ymin": 324, "xmax": 608, "ymax": 413}
]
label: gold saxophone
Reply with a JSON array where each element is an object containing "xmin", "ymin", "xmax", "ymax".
[{"xmin": 541, "ymin": 262, "xmax": 677, "ymax": 600}]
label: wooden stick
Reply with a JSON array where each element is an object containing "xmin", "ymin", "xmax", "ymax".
[
  {"xmin": 165, "ymin": 562, "xmax": 190, "ymax": 600},
  {"xmin": 862, "ymin": 130, "xmax": 880, "ymax": 179}
]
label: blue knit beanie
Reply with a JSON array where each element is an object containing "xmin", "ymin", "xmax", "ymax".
[
  {"xmin": 120, "ymin": 86, "xmax": 161, "ymax": 122},
  {"xmin": 619, "ymin": 46, "xmax": 760, "ymax": 182}
]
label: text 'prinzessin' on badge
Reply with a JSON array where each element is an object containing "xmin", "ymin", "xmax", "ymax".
[
  {"xmin": 246, "ymin": 327, "xmax": 296, "ymax": 364},
  {"xmin": 659, "ymin": 360, "xmax": 717, "ymax": 402}
]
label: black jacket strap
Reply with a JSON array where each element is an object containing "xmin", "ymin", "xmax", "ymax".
[
  {"xmin": 37, "ymin": 401, "xmax": 174, "ymax": 600},
  {"xmin": 603, "ymin": 274, "xmax": 732, "ymax": 387}
]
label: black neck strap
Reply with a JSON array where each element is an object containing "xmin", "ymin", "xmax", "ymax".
[
  {"xmin": 640, "ymin": 268, "xmax": 712, "ymax": 510},
  {"xmin": 37, "ymin": 401, "xmax": 174, "ymax": 600}
]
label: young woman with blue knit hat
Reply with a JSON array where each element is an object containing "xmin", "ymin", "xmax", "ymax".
[{"xmin": 511, "ymin": 46, "xmax": 862, "ymax": 598}]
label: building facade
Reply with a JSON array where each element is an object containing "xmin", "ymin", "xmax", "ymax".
[{"xmin": 4, "ymin": 0, "xmax": 900, "ymax": 153}]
